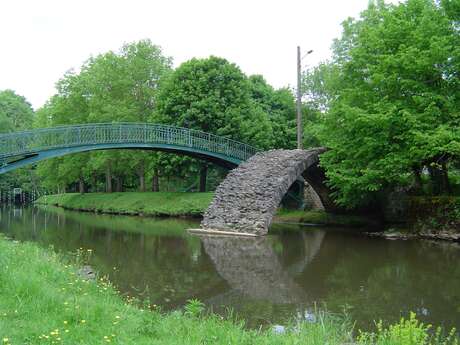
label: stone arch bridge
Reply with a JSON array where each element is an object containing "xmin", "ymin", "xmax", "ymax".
[
  {"xmin": 201, "ymin": 148, "xmax": 330, "ymax": 236},
  {"xmin": 0, "ymin": 123, "xmax": 330, "ymax": 236}
]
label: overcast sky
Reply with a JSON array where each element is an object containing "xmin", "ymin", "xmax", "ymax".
[{"xmin": 0, "ymin": 0, "xmax": 398, "ymax": 110}]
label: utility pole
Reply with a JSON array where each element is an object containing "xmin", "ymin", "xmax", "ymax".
[
  {"xmin": 296, "ymin": 46, "xmax": 313, "ymax": 150},
  {"xmin": 296, "ymin": 46, "xmax": 302, "ymax": 149}
]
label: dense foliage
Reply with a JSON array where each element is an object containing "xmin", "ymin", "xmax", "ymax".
[
  {"xmin": 156, "ymin": 57, "xmax": 295, "ymax": 149},
  {"xmin": 0, "ymin": 90, "xmax": 36, "ymax": 193},
  {"xmin": 0, "ymin": 90, "xmax": 34, "ymax": 133},
  {"xmin": 304, "ymin": 0, "xmax": 460, "ymax": 208},
  {"xmin": 33, "ymin": 40, "xmax": 173, "ymax": 194}
]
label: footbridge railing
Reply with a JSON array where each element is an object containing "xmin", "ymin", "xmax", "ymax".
[{"xmin": 0, "ymin": 123, "xmax": 258, "ymax": 173}]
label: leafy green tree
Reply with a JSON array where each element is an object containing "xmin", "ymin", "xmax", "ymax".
[
  {"xmin": 441, "ymin": 0, "xmax": 460, "ymax": 22},
  {"xmin": 0, "ymin": 112, "xmax": 13, "ymax": 133},
  {"xmin": 157, "ymin": 56, "xmax": 255, "ymax": 139},
  {"xmin": 247, "ymin": 75, "xmax": 296, "ymax": 149},
  {"xmin": 0, "ymin": 90, "xmax": 35, "ymax": 194},
  {"xmin": 306, "ymin": 0, "xmax": 460, "ymax": 207},
  {"xmin": 35, "ymin": 40, "xmax": 172, "ymax": 193},
  {"xmin": 0, "ymin": 90, "xmax": 34, "ymax": 132},
  {"xmin": 156, "ymin": 56, "xmax": 276, "ymax": 191}
]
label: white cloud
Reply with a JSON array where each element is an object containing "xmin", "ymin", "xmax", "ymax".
[{"xmin": 0, "ymin": 0, "xmax": 398, "ymax": 109}]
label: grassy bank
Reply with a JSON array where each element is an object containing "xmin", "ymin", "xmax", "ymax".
[
  {"xmin": 36, "ymin": 192, "xmax": 377, "ymax": 228},
  {"xmin": 1, "ymin": 236, "xmax": 458, "ymax": 344},
  {"xmin": 36, "ymin": 192, "xmax": 214, "ymax": 217},
  {"xmin": 0, "ymin": 235, "xmax": 354, "ymax": 344}
]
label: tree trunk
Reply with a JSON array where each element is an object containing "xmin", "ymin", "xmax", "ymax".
[
  {"xmin": 78, "ymin": 177, "xmax": 85, "ymax": 194},
  {"xmin": 106, "ymin": 163, "xmax": 113, "ymax": 193},
  {"xmin": 428, "ymin": 165, "xmax": 442, "ymax": 195},
  {"xmin": 152, "ymin": 170, "xmax": 160, "ymax": 192},
  {"xmin": 412, "ymin": 166, "xmax": 423, "ymax": 193},
  {"xmin": 441, "ymin": 161, "xmax": 452, "ymax": 194},
  {"xmin": 199, "ymin": 164, "xmax": 208, "ymax": 193},
  {"xmin": 138, "ymin": 161, "xmax": 146, "ymax": 192},
  {"xmin": 115, "ymin": 177, "xmax": 123, "ymax": 192},
  {"xmin": 91, "ymin": 172, "xmax": 97, "ymax": 192}
]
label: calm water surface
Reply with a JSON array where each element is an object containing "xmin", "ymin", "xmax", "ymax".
[{"xmin": 1, "ymin": 205, "xmax": 459, "ymax": 330}]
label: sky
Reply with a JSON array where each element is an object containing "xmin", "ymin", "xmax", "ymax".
[{"xmin": 0, "ymin": 0, "xmax": 398, "ymax": 110}]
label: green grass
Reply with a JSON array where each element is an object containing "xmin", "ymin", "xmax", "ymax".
[
  {"xmin": 0, "ymin": 235, "xmax": 354, "ymax": 345},
  {"xmin": 275, "ymin": 209, "xmax": 378, "ymax": 227},
  {"xmin": 36, "ymin": 192, "xmax": 214, "ymax": 217}
]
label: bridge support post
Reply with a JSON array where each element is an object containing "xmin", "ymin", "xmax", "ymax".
[{"xmin": 199, "ymin": 164, "xmax": 208, "ymax": 192}]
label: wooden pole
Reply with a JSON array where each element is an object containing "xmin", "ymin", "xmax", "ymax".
[{"xmin": 296, "ymin": 46, "xmax": 303, "ymax": 149}]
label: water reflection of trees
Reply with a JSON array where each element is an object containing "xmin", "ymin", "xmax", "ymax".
[{"xmin": 310, "ymin": 235, "xmax": 460, "ymax": 330}]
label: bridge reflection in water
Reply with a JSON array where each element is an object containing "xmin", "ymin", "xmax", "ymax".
[{"xmin": 201, "ymin": 232, "xmax": 324, "ymax": 304}]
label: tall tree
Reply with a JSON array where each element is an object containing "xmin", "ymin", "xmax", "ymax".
[
  {"xmin": 305, "ymin": 0, "xmax": 460, "ymax": 207},
  {"xmin": 247, "ymin": 75, "xmax": 296, "ymax": 149},
  {"xmin": 35, "ymin": 40, "xmax": 172, "ymax": 192},
  {"xmin": 156, "ymin": 56, "xmax": 275, "ymax": 191},
  {"xmin": 157, "ymin": 56, "xmax": 255, "ymax": 139}
]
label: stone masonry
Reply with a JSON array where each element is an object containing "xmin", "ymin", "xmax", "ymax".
[{"xmin": 201, "ymin": 148, "xmax": 326, "ymax": 235}]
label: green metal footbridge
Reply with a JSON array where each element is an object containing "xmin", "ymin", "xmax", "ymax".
[{"xmin": 0, "ymin": 123, "xmax": 258, "ymax": 174}]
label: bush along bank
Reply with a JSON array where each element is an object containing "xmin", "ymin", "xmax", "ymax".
[
  {"xmin": 35, "ymin": 192, "xmax": 214, "ymax": 217},
  {"xmin": 0, "ymin": 235, "xmax": 458, "ymax": 344}
]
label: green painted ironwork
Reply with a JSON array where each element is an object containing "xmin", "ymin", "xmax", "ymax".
[{"xmin": 0, "ymin": 123, "xmax": 258, "ymax": 174}]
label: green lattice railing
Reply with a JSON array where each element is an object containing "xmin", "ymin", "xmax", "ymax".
[{"xmin": 0, "ymin": 123, "xmax": 258, "ymax": 172}]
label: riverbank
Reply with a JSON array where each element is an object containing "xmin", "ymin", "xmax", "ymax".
[
  {"xmin": 36, "ymin": 192, "xmax": 214, "ymax": 217},
  {"xmin": 368, "ymin": 196, "xmax": 460, "ymax": 242},
  {"xmin": 366, "ymin": 229, "xmax": 460, "ymax": 242},
  {"xmin": 36, "ymin": 192, "xmax": 376, "ymax": 227},
  {"xmin": 1, "ymin": 235, "xmax": 458, "ymax": 344},
  {"xmin": 0, "ymin": 234, "xmax": 353, "ymax": 344},
  {"xmin": 35, "ymin": 193, "xmax": 460, "ymax": 242}
]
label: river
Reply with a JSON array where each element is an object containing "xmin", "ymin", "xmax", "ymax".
[{"xmin": 1, "ymin": 205, "xmax": 459, "ymax": 331}]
